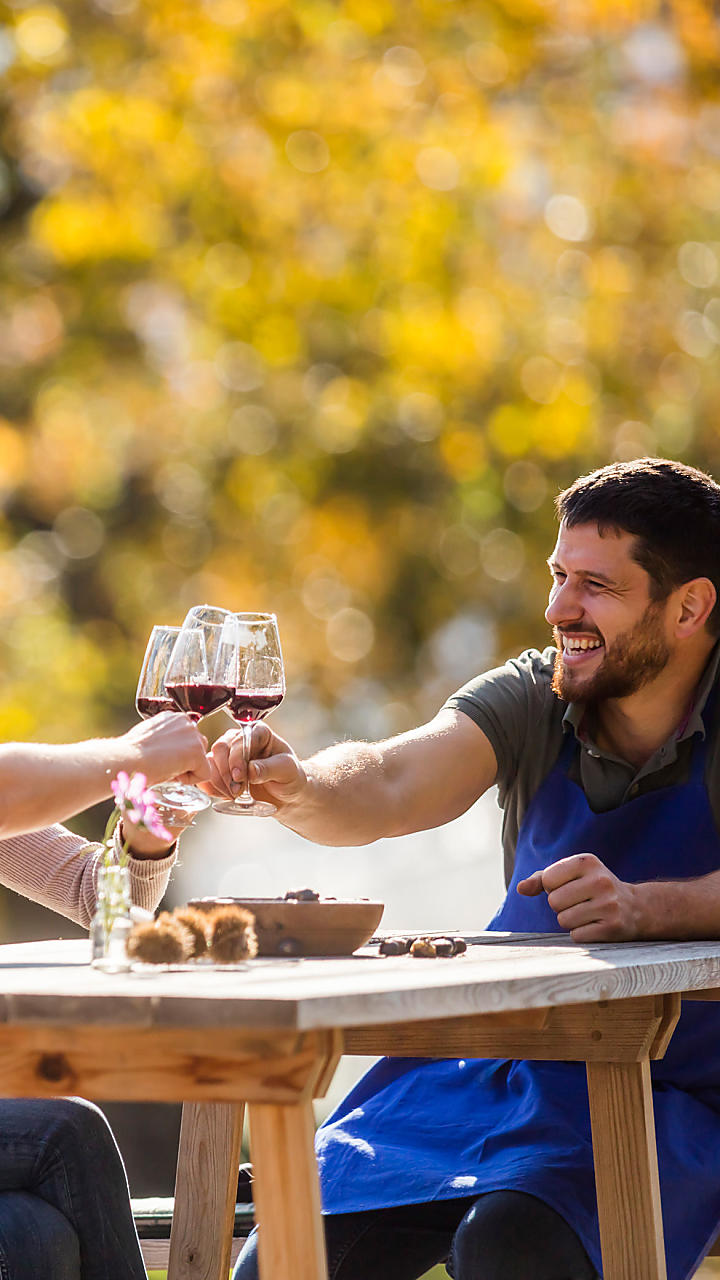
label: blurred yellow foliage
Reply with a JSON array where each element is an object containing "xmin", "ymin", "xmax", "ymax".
[{"xmin": 0, "ymin": 0, "xmax": 719, "ymax": 743}]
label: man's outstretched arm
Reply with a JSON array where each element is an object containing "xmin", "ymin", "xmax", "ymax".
[{"xmin": 208, "ymin": 708, "xmax": 499, "ymax": 846}]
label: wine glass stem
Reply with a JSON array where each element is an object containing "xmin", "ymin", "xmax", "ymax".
[{"xmin": 237, "ymin": 722, "xmax": 255, "ymax": 806}]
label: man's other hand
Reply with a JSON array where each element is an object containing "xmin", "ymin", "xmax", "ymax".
[
  {"xmin": 516, "ymin": 852, "xmax": 640, "ymax": 942},
  {"xmin": 122, "ymin": 713, "xmax": 210, "ymax": 788},
  {"xmin": 207, "ymin": 724, "xmax": 306, "ymax": 807}
]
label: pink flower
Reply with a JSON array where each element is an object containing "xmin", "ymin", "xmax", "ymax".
[{"xmin": 110, "ymin": 771, "xmax": 173, "ymax": 844}]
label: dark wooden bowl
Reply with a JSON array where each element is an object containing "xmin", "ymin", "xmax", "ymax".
[{"xmin": 187, "ymin": 897, "xmax": 385, "ymax": 957}]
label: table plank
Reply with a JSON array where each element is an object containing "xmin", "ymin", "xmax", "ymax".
[
  {"xmin": 0, "ymin": 1024, "xmax": 341, "ymax": 1103},
  {"xmin": 344, "ymin": 994, "xmax": 681, "ymax": 1063},
  {"xmin": 1, "ymin": 939, "xmax": 720, "ymax": 1031}
]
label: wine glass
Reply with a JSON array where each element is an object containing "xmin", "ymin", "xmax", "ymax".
[
  {"xmin": 212, "ymin": 613, "xmax": 285, "ymax": 818},
  {"xmin": 135, "ymin": 625, "xmax": 211, "ymax": 813},
  {"xmin": 181, "ymin": 603, "xmax": 232, "ymax": 629},
  {"xmin": 164, "ymin": 620, "xmax": 236, "ymax": 722}
]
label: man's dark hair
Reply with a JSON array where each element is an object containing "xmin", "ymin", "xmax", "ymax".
[{"xmin": 556, "ymin": 457, "xmax": 720, "ymax": 635}]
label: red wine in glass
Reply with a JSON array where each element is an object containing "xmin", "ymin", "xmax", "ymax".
[
  {"xmin": 136, "ymin": 695, "xmax": 177, "ymax": 719},
  {"xmin": 228, "ymin": 690, "xmax": 285, "ymax": 723},
  {"xmin": 165, "ymin": 682, "xmax": 233, "ymax": 721}
]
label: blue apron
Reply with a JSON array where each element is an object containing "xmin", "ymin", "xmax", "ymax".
[{"xmin": 316, "ymin": 720, "xmax": 720, "ymax": 1279}]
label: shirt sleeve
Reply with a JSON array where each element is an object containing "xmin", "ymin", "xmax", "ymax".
[
  {"xmin": 444, "ymin": 647, "xmax": 561, "ymax": 790},
  {"xmin": 0, "ymin": 825, "xmax": 177, "ymax": 929}
]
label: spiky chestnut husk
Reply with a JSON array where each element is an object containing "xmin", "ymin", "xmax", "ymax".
[
  {"xmin": 127, "ymin": 916, "xmax": 192, "ymax": 965},
  {"xmin": 172, "ymin": 907, "xmax": 209, "ymax": 959},
  {"xmin": 207, "ymin": 906, "xmax": 258, "ymax": 964}
]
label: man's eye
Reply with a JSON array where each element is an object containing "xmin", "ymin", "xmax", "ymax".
[{"xmin": 587, "ymin": 580, "xmax": 604, "ymax": 590}]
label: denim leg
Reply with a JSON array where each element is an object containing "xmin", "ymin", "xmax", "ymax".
[
  {"xmin": 0, "ymin": 1097, "xmax": 146, "ymax": 1280},
  {"xmin": 233, "ymin": 1201, "xmax": 468, "ymax": 1280},
  {"xmin": 0, "ymin": 1190, "xmax": 80, "ymax": 1280}
]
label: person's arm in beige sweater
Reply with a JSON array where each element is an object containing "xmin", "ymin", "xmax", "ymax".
[{"xmin": 0, "ymin": 823, "xmax": 177, "ymax": 928}]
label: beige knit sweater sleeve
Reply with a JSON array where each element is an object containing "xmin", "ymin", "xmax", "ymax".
[{"xmin": 0, "ymin": 825, "xmax": 177, "ymax": 929}]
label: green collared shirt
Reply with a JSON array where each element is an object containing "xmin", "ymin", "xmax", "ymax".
[{"xmin": 445, "ymin": 643, "xmax": 720, "ymax": 888}]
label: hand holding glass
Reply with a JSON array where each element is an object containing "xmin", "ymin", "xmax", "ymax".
[{"xmin": 213, "ymin": 613, "xmax": 285, "ymax": 818}]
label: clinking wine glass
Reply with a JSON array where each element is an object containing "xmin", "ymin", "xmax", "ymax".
[
  {"xmin": 212, "ymin": 613, "xmax": 285, "ymax": 818},
  {"xmin": 164, "ymin": 620, "xmax": 236, "ymax": 722},
  {"xmin": 135, "ymin": 625, "xmax": 211, "ymax": 814}
]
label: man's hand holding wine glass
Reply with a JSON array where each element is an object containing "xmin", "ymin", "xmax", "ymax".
[{"xmin": 208, "ymin": 722, "xmax": 307, "ymax": 812}]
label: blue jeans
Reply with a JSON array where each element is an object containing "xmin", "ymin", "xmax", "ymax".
[
  {"xmin": 0, "ymin": 1097, "xmax": 147, "ymax": 1280},
  {"xmin": 232, "ymin": 1191, "xmax": 598, "ymax": 1280}
]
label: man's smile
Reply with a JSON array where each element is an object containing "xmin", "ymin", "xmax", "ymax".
[{"xmin": 559, "ymin": 632, "xmax": 605, "ymax": 668}]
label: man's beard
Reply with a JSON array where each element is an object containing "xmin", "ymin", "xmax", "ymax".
[{"xmin": 551, "ymin": 601, "xmax": 672, "ymax": 703}]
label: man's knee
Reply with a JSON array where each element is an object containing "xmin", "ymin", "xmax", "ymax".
[{"xmin": 449, "ymin": 1190, "xmax": 596, "ymax": 1280}]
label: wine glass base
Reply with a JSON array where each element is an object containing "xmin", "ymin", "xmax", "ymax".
[
  {"xmin": 212, "ymin": 799, "xmax": 278, "ymax": 818},
  {"xmin": 150, "ymin": 783, "xmax": 211, "ymax": 813}
]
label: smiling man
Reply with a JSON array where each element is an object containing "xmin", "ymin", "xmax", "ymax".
[{"xmin": 217, "ymin": 458, "xmax": 720, "ymax": 1280}]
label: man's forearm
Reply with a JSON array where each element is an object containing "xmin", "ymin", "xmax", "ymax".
[
  {"xmin": 0, "ymin": 740, "xmax": 147, "ymax": 839},
  {"xmin": 274, "ymin": 742, "xmax": 394, "ymax": 845},
  {"xmin": 633, "ymin": 871, "xmax": 720, "ymax": 939}
]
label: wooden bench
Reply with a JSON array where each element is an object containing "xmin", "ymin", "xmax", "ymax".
[{"xmin": 132, "ymin": 1198, "xmax": 255, "ymax": 1270}]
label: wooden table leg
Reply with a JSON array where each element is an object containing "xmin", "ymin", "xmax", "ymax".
[
  {"xmin": 248, "ymin": 1098, "xmax": 328, "ymax": 1280},
  {"xmin": 586, "ymin": 1059, "xmax": 666, "ymax": 1280},
  {"xmin": 168, "ymin": 1101, "xmax": 245, "ymax": 1280}
]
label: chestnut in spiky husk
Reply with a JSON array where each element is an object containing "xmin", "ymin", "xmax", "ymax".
[
  {"xmin": 127, "ymin": 916, "xmax": 192, "ymax": 965},
  {"xmin": 207, "ymin": 906, "xmax": 258, "ymax": 964},
  {"xmin": 172, "ymin": 907, "xmax": 209, "ymax": 959}
]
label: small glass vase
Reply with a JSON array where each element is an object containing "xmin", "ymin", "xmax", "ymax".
[{"xmin": 90, "ymin": 864, "xmax": 133, "ymax": 973}]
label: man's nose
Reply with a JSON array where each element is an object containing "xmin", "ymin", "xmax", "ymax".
[{"xmin": 545, "ymin": 580, "xmax": 583, "ymax": 628}]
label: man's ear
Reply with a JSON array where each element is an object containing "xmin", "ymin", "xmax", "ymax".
[{"xmin": 675, "ymin": 577, "xmax": 717, "ymax": 637}]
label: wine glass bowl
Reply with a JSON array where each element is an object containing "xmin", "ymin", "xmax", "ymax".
[
  {"xmin": 212, "ymin": 613, "xmax": 285, "ymax": 818},
  {"xmin": 135, "ymin": 625, "xmax": 211, "ymax": 814},
  {"xmin": 164, "ymin": 623, "xmax": 235, "ymax": 722},
  {"xmin": 135, "ymin": 626, "xmax": 180, "ymax": 721}
]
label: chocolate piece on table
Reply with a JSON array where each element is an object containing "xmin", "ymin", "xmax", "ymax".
[
  {"xmin": 433, "ymin": 938, "xmax": 455, "ymax": 957},
  {"xmin": 379, "ymin": 939, "xmax": 406, "ymax": 956}
]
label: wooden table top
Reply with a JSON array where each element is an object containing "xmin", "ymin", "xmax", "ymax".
[{"xmin": 0, "ymin": 935, "xmax": 720, "ymax": 1030}]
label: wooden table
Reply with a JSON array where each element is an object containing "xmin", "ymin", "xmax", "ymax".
[{"xmin": 1, "ymin": 936, "xmax": 720, "ymax": 1280}]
